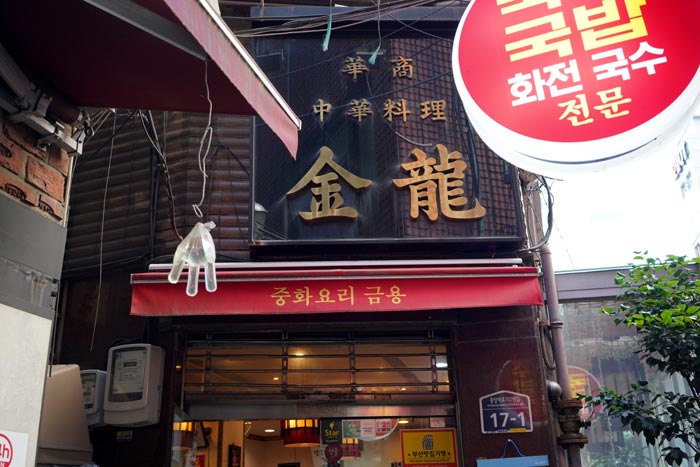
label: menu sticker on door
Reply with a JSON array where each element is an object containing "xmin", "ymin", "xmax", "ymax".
[{"xmin": 479, "ymin": 390, "xmax": 533, "ymax": 434}]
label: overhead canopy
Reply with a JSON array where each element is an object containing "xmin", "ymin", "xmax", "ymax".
[
  {"xmin": 0, "ymin": 0, "xmax": 300, "ymax": 157},
  {"xmin": 131, "ymin": 261, "xmax": 543, "ymax": 316}
]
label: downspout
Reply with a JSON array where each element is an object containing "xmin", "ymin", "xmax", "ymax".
[{"xmin": 540, "ymin": 243, "xmax": 587, "ymax": 467}]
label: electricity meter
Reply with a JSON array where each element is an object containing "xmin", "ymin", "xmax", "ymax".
[
  {"xmin": 103, "ymin": 344, "xmax": 164, "ymax": 427},
  {"xmin": 80, "ymin": 369, "xmax": 106, "ymax": 427}
]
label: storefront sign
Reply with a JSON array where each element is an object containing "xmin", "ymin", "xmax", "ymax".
[
  {"xmin": 479, "ymin": 390, "xmax": 533, "ymax": 434},
  {"xmin": 0, "ymin": 430, "xmax": 28, "ymax": 467},
  {"xmin": 453, "ymin": 0, "xmax": 700, "ymax": 177},
  {"xmin": 253, "ymin": 35, "xmax": 524, "ymax": 247},
  {"xmin": 401, "ymin": 429, "xmax": 458, "ymax": 467},
  {"xmin": 130, "ymin": 266, "xmax": 543, "ymax": 316},
  {"xmin": 278, "ymin": 144, "xmax": 486, "ymax": 227}
]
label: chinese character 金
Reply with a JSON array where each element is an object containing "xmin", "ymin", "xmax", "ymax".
[
  {"xmin": 313, "ymin": 99, "xmax": 333, "ymax": 122},
  {"xmin": 383, "ymin": 98, "xmax": 411, "ymax": 123},
  {"xmin": 391, "ymin": 56, "xmax": 414, "ymax": 79},
  {"xmin": 347, "ymin": 99, "xmax": 374, "ymax": 122},
  {"xmin": 342, "ymin": 56, "xmax": 369, "ymax": 80},
  {"xmin": 286, "ymin": 146, "xmax": 371, "ymax": 222},
  {"xmin": 393, "ymin": 144, "xmax": 486, "ymax": 222},
  {"xmin": 420, "ymin": 100, "xmax": 447, "ymax": 121}
]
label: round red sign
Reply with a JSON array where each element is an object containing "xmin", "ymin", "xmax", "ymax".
[
  {"xmin": 453, "ymin": 0, "xmax": 700, "ymax": 176},
  {"xmin": 0, "ymin": 433, "xmax": 13, "ymax": 467}
]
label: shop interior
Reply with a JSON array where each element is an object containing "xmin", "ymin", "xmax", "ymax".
[{"xmin": 173, "ymin": 416, "xmax": 458, "ymax": 467}]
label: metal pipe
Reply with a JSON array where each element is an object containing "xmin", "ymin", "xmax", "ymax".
[
  {"xmin": 541, "ymin": 244, "xmax": 571, "ymax": 398},
  {"xmin": 540, "ymin": 243, "xmax": 583, "ymax": 467}
]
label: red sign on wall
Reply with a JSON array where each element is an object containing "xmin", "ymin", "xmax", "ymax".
[
  {"xmin": 453, "ymin": 0, "xmax": 700, "ymax": 177},
  {"xmin": 130, "ymin": 266, "xmax": 543, "ymax": 316}
]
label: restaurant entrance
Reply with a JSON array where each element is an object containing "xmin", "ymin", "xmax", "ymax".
[{"xmin": 172, "ymin": 328, "xmax": 460, "ymax": 467}]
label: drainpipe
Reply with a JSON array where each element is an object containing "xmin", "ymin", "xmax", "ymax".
[{"xmin": 540, "ymin": 243, "xmax": 587, "ymax": 467}]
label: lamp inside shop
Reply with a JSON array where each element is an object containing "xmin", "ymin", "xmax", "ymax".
[
  {"xmin": 282, "ymin": 419, "xmax": 321, "ymax": 448},
  {"xmin": 172, "ymin": 421, "xmax": 195, "ymax": 451}
]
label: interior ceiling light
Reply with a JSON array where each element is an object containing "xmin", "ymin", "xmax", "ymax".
[{"xmin": 281, "ymin": 419, "xmax": 320, "ymax": 447}]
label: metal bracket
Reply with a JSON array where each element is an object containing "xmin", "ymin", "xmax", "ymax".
[{"xmin": 1, "ymin": 39, "xmax": 86, "ymax": 155}]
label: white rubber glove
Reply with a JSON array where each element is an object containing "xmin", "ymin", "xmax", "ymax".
[{"xmin": 168, "ymin": 221, "xmax": 217, "ymax": 296}]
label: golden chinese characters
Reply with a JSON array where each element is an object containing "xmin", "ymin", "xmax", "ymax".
[
  {"xmin": 286, "ymin": 146, "xmax": 371, "ymax": 222},
  {"xmin": 342, "ymin": 56, "xmax": 369, "ymax": 80},
  {"xmin": 393, "ymin": 144, "xmax": 486, "ymax": 222}
]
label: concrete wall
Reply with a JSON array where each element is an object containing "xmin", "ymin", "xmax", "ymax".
[{"xmin": 0, "ymin": 108, "xmax": 70, "ymax": 467}]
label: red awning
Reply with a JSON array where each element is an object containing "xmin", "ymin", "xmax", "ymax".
[
  {"xmin": 0, "ymin": 0, "xmax": 300, "ymax": 157},
  {"xmin": 131, "ymin": 263, "xmax": 543, "ymax": 316}
]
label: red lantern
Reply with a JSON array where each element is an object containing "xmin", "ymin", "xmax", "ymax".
[{"xmin": 281, "ymin": 419, "xmax": 320, "ymax": 447}]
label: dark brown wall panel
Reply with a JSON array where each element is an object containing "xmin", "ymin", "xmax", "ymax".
[{"xmin": 64, "ymin": 112, "xmax": 253, "ymax": 275}]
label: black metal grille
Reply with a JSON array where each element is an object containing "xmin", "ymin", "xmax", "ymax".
[{"xmin": 184, "ymin": 329, "xmax": 454, "ymax": 401}]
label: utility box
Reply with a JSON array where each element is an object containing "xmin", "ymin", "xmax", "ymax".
[
  {"xmin": 80, "ymin": 370, "xmax": 106, "ymax": 427},
  {"xmin": 103, "ymin": 344, "xmax": 164, "ymax": 427}
]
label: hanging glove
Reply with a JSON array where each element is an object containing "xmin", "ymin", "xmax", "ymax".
[{"xmin": 168, "ymin": 221, "xmax": 217, "ymax": 296}]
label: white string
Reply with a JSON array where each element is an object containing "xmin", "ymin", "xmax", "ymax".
[
  {"xmin": 368, "ymin": 0, "xmax": 382, "ymax": 64},
  {"xmin": 193, "ymin": 59, "xmax": 214, "ymax": 218},
  {"xmin": 90, "ymin": 111, "xmax": 117, "ymax": 352}
]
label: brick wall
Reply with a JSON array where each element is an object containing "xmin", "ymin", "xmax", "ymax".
[{"xmin": 0, "ymin": 109, "xmax": 70, "ymax": 223}]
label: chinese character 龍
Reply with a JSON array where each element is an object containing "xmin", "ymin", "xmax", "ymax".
[{"xmin": 393, "ymin": 144, "xmax": 486, "ymax": 221}]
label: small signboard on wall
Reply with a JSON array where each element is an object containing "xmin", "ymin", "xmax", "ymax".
[
  {"xmin": 479, "ymin": 391, "xmax": 533, "ymax": 434},
  {"xmin": 400, "ymin": 428, "xmax": 458, "ymax": 467}
]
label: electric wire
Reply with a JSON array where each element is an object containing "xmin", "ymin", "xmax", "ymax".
[
  {"xmin": 89, "ymin": 112, "xmax": 117, "ymax": 353},
  {"xmin": 248, "ymin": 2, "xmax": 454, "ymax": 98},
  {"xmin": 235, "ymin": 0, "xmax": 442, "ymax": 37},
  {"xmin": 361, "ymin": 71, "xmax": 434, "ymax": 147},
  {"xmin": 451, "ymin": 84, "xmax": 483, "ymax": 233},
  {"xmin": 383, "ymin": 10, "xmax": 451, "ymax": 41},
  {"xmin": 368, "ymin": 0, "xmax": 382, "ymax": 64},
  {"xmin": 193, "ymin": 60, "xmax": 215, "ymax": 219},
  {"xmin": 254, "ymin": 0, "xmax": 461, "ymax": 82},
  {"xmin": 517, "ymin": 175, "xmax": 554, "ymax": 253},
  {"xmin": 75, "ymin": 109, "xmax": 137, "ymax": 169},
  {"xmin": 322, "ymin": 0, "xmax": 333, "ymax": 51},
  {"xmin": 138, "ymin": 110, "xmax": 183, "ymax": 240},
  {"xmin": 348, "ymin": 25, "xmax": 456, "ymax": 147}
]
